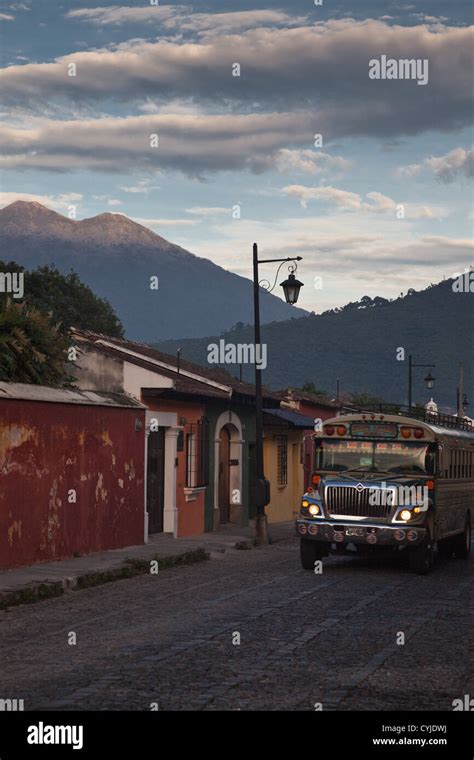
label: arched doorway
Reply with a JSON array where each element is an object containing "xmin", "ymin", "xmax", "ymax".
[
  {"xmin": 214, "ymin": 411, "xmax": 244, "ymax": 528},
  {"xmin": 218, "ymin": 425, "xmax": 231, "ymax": 523}
]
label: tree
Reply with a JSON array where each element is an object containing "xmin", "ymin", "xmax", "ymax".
[
  {"xmin": 0, "ymin": 298, "xmax": 72, "ymax": 386},
  {"xmin": 299, "ymin": 381, "xmax": 331, "ymax": 399},
  {"xmin": 0, "ymin": 262, "xmax": 124, "ymax": 337},
  {"xmin": 349, "ymin": 392, "xmax": 400, "ymax": 414}
]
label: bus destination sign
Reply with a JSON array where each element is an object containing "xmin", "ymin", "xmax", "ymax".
[{"xmin": 351, "ymin": 422, "xmax": 398, "ymax": 438}]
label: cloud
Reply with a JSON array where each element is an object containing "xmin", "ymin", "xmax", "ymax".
[
  {"xmin": 120, "ymin": 180, "xmax": 160, "ymax": 194},
  {"xmin": 0, "ymin": 109, "xmax": 355, "ymax": 178},
  {"xmin": 0, "ymin": 111, "xmax": 317, "ymax": 175},
  {"xmin": 396, "ymin": 162, "xmax": 423, "ymax": 179},
  {"xmin": 0, "ymin": 191, "xmax": 82, "ymax": 210},
  {"xmin": 1, "ymin": 20, "xmax": 472, "ymax": 141},
  {"xmin": 132, "ymin": 217, "xmax": 199, "ymax": 228},
  {"xmin": 411, "ymin": 14, "xmax": 449, "ymax": 24},
  {"xmin": 259, "ymin": 149, "xmax": 352, "ymax": 175},
  {"xmin": 283, "ymin": 185, "xmax": 362, "ymax": 210},
  {"xmin": 186, "ymin": 207, "xmax": 231, "ymax": 217},
  {"xmin": 398, "ymin": 147, "xmax": 474, "ymax": 181},
  {"xmin": 182, "ymin": 210, "xmax": 472, "ymax": 312},
  {"xmin": 65, "ymin": 7, "xmax": 305, "ymax": 35},
  {"xmin": 423, "ymin": 147, "xmax": 473, "ymax": 181},
  {"xmin": 281, "ymin": 184, "xmax": 448, "ymax": 219},
  {"xmin": 65, "ymin": 5, "xmax": 182, "ymax": 25},
  {"xmin": 0, "ymin": 13, "xmax": 14, "ymax": 21}
]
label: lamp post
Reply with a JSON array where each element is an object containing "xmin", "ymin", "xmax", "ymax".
[
  {"xmin": 252, "ymin": 243, "xmax": 303, "ymax": 544},
  {"xmin": 407, "ymin": 354, "xmax": 435, "ymax": 411},
  {"xmin": 456, "ymin": 363, "xmax": 466, "ymax": 418},
  {"xmin": 457, "ymin": 388, "xmax": 469, "ymax": 417}
]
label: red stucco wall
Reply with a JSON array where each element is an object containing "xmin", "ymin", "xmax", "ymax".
[{"xmin": 0, "ymin": 399, "xmax": 146, "ymax": 569}]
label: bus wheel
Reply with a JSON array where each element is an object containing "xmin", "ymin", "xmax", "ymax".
[
  {"xmin": 452, "ymin": 514, "xmax": 471, "ymax": 560},
  {"xmin": 300, "ymin": 539, "xmax": 325, "ymax": 570},
  {"xmin": 409, "ymin": 527, "xmax": 434, "ymax": 575}
]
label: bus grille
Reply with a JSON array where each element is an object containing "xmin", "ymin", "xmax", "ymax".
[{"xmin": 325, "ymin": 486, "xmax": 391, "ymax": 519}]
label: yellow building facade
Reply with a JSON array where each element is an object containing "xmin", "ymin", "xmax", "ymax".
[{"xmin": 263, "ymin": 408, "xmax": 313, "ymax": 523}]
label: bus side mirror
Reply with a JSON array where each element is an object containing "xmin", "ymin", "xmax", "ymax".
[{"xmin": 436, "ymin": 443, "xmax": 445, "ymax": 477}]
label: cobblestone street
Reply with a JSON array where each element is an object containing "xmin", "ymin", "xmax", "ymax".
[{"xmin": 2, "ymin": 534, "xmax": 473, "ymax": 712}]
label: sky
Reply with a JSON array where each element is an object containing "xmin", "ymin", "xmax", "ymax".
[{"xmin": 0, "ymin": 0, "xmax": 473, "ymax": 314}]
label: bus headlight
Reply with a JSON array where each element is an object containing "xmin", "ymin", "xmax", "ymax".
[
  {"xmin": 309, "ymin": 504, "xmax": 320, "ymax": 516},
  {"xmin": 399, "ymin": 509, "xmax": 412, "ymax": 522}
]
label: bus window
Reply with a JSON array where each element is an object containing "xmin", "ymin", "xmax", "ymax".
[{"xmin": 314, "ymin": 439, "xmax": 432, "ymax": 474}]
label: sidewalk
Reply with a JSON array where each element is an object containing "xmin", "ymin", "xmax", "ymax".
[{"xmin": 0, "ymin": 521, "xmax": 294, "ymax": 609}]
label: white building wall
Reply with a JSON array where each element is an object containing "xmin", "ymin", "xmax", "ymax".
[{"xmin": 123, "ymin": 363, "xmax": 173, "ymax": 400}]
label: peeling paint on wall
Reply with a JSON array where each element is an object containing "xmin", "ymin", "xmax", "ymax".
[
  {"xmin": 101, "ymin": 431, "xmax": 113, "ymax": 447},
  {"xmin": 95, "ymin": 472, "xmax": 108, "ymax": 503},
  {"xmin": 124, "ymin": 460, "xmax": 136, "ymax": 481},
  {"xmin": 0, "ymin": 398, "xmax": 145, "ymax": 568},
  {"xmin": 7, "ymin": 520, "xmax": 22, "ymax": 546},
  {"xmin": 0, "ymin": 424, "xmax": 38, "ymax": 451},
  {"xmin": 40, "ymin": 479, "xmax": 62, "ymax": 554}
]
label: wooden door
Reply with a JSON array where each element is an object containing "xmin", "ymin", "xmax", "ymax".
[
  {"xmin": 218, "ymin": 426, "xmax": 231, "ymax": 524},
  {"xmin": 147, "ymin": 429, "xmax": 165, "ymax": 533}
]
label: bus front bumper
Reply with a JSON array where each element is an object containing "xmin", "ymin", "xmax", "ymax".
[{"xmin": 296, "ymin": 518, "xmax": 427, "ymax": 547}]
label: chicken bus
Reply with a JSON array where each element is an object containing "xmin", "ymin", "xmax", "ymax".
[{"xmin": 296, "ymin": 408, "xmax": 474, "ymax": 574}]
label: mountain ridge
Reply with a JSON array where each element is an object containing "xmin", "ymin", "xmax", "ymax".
[
  {"xmin": 0, "ymin": 201, "xmax": 308, "ymax": 340},
  {"xmin": 154, "ymin": 277, "xmax": 474, "ymax": 408}
]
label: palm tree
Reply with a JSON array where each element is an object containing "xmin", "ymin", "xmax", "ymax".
[{"xmin": 0, "ymin": 298, "xmax": 71, "ymax": 385}]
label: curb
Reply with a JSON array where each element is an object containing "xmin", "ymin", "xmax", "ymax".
[{"xmin": 0, "ymin": 548, "xmax": 210, "ymax": 610}]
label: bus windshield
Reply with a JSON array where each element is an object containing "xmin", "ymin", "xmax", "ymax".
[{"xmin": 315, "ymin": 439, "xmax": 434, "ymax": 474}]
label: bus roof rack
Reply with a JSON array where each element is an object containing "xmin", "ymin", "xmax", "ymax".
[{"xmin": 338, "ymin": 404, "xmax": 473, "ymax": 432}]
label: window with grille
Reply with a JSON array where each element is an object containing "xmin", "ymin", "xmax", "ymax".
[
  {"xmin": 275, "ymin": 435, "xmax": 288, "ymax": 486},
  {"xmin": 185, "ymin": 418, "xmax": 209, "ymax": 488}
]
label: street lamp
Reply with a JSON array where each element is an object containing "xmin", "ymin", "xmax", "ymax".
[
  {"xmin": 408, "ymin": 355, "xmax": 436, "ymax": 411},
  {"xmin": 252, "ymin": 243, "xmax": 304, "ymax": 544},
  {"xmin": 280, "ymin": 270, "xmax": 304, "ymax": 305},
  {"xmin": 424, "ymin": 371, "xmax": 435, "ymax": 391},
  {"xmin": 457, "ymin": 387, "xmax": 469, "ymax": 417}
]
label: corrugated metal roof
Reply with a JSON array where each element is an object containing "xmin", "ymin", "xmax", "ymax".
[
  {"xmin": 0, "ymin": 382, "xmax": 146, "ymax": 409},
  {"xmin": 263, "ymin": 407, "xmax": 315, "ymax": 428}
]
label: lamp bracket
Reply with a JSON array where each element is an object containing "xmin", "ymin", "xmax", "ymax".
[{"xmin": 259, "ymin": 260, "xmax": 299, "ymax": 294}]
